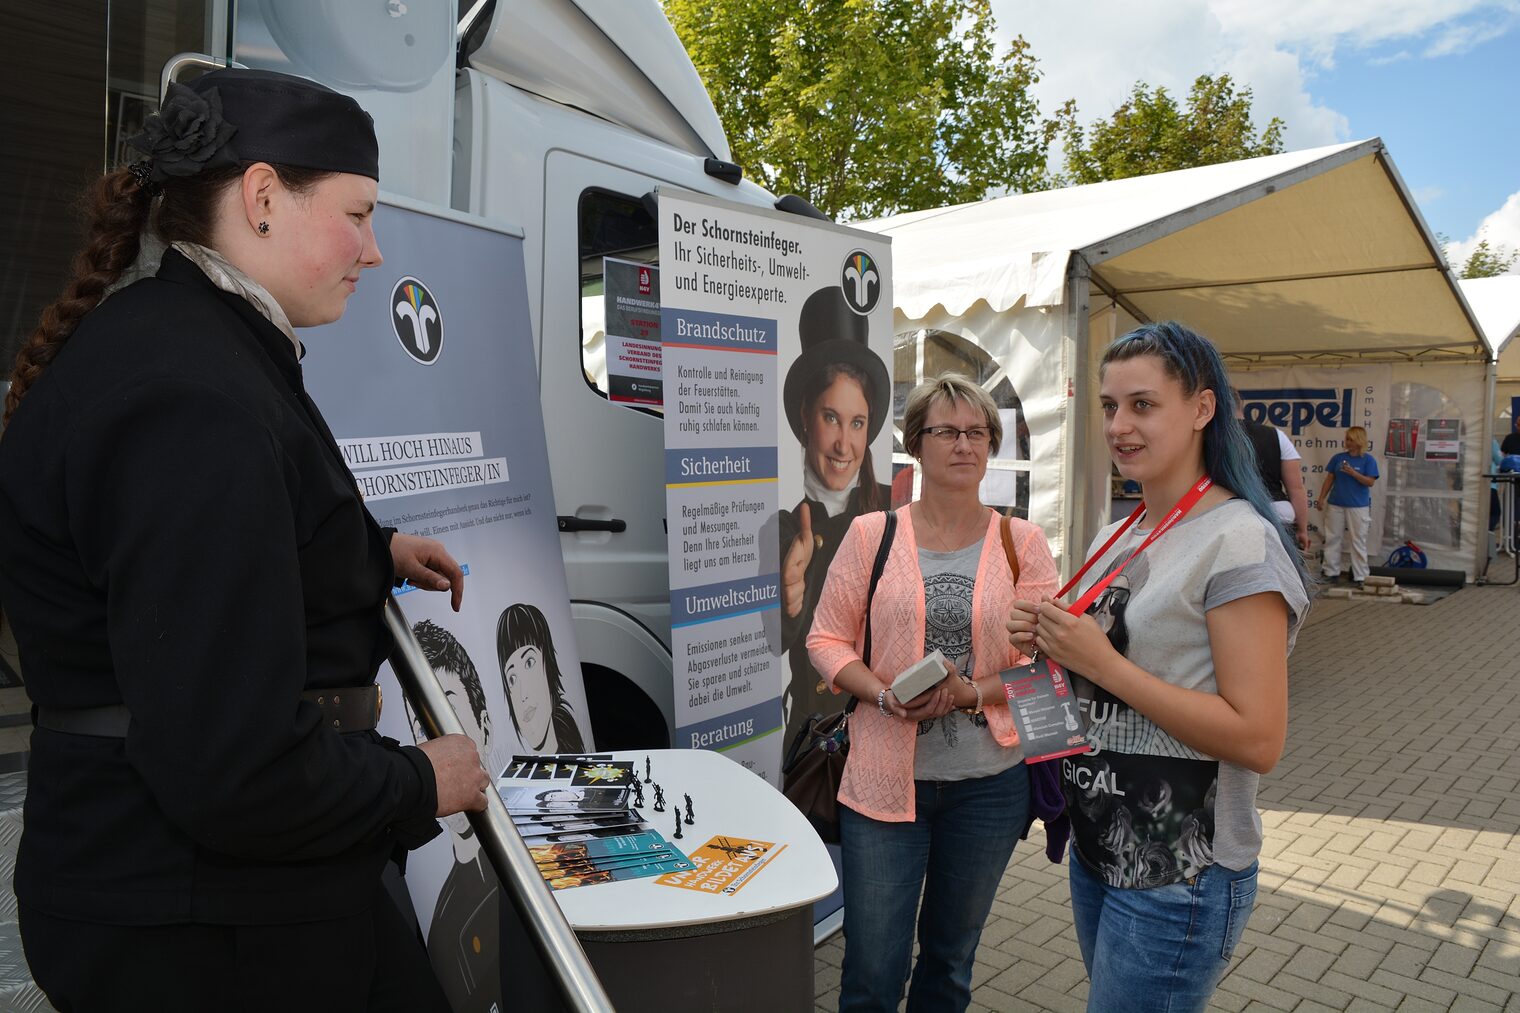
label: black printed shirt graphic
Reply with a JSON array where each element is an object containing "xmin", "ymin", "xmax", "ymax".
[
  {"xmin": 918, "ymin": 565, "xmax": 983, "ymax": 746},
  {"xmin": 1062, "ymin": 551, "xmax": 1220, "ymax": 889}
]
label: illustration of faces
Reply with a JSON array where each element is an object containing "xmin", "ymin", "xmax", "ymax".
[
  {"xmin": 496, "ymin": 603, "xmax": 584, "ymax": 754},
  {"xmin": 533, "ymin": 789, "xmax": 595, "ymax": 811},
  {"xmin": 536, "ymin": 789, "xmax": 584, "ymax": 803},
  {"xmin": 804, "ymin": 370, "xmax": 870, "ymax": 492},
  {"xmin": 408, "ymin": 620, "xmax": 491, "ymax": 848},
  {"xmin": 504, "ymin": 642, "xmax": 552, "ymax": 750}
]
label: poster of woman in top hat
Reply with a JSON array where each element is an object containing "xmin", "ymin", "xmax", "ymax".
[{"xmin": 776, "ymin": 285, "xmax": 893, "ymax": 782}]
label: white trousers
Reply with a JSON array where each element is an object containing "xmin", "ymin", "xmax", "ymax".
[{"xmin": 1323, "ymin": 504, "xmax": 1371, "ymax": 581}]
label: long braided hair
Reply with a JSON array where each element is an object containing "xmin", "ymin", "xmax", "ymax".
[{"xmin": 4, "ymin": 163, "xmax": 329, "ymax": 427}]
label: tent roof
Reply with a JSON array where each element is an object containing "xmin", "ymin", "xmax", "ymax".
[
  {"xmin": 1459, "ymin": 275, "xmax": 1520, "ymax": 381},
  {"xmin": 865, "ymin": 139, "xmax": 1486, "ymax": 362}
]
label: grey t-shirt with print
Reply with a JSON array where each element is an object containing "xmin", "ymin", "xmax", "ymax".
[
  {"xmin": 913, "ymin": 541, "xmax": 1024, "ymax": 781},
  {"xmin": 1064, "ymin": 499, "xmax": 1309, "ymax": 886}
]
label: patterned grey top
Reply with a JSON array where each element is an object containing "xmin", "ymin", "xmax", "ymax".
[{"xmin": 913, "ymin": 541, "xmax": 1024, "ymax": 781}]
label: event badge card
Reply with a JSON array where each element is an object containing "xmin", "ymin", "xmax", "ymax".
[{"xmin": 999, "ymin": 658, "xmax": 1092, "ymax": 763}]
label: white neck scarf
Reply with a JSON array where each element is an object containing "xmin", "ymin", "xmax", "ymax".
[
  {"xmin": 802, "ymin": 461, "xmax": 859, "ymax": 518},
  {"xmin": 102, "ymin": 236, "xmax": 303, "ymax": 357},
  {"xmin": 172, "ymin": 241, "xmax": 301, "ymax": 356}
]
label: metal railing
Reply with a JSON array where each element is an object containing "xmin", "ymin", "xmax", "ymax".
[
  {"xmin": 159, "ymin": 53, "xmax": 243, "ymax": 101},
  {"xmin": 384, "ymin": 597, "xmax": 615, "ymax": 1013}
]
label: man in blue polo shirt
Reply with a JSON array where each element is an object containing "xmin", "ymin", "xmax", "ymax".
[{"xmin": 1318, "ymin": 426, "xmax": 1379, "ymax": 583}]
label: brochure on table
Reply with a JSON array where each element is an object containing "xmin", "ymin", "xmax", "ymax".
[{"xmin": 546, "ymin": 749, "xmax": 837, "ymax": 932}]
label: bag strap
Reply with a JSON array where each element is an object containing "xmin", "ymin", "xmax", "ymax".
[
  {"xmin": 848, "ymin": 509, "xmax": 898, "ymax": 714},
  {"xmin": 999, "ymin": 514, "xmax": 1020, "ymax": 586}
]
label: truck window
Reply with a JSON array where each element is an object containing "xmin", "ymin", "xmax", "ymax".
[
  {"xmin": 578, "ymin": 189, "xmax": 660, "ymax": 414},
  {"xmin": 892, "ymin": 328, "xmax": 1030, "ymax": 518}
]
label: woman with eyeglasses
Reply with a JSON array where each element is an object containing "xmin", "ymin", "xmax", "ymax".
[
  {"xmin": 1008, "ymin": 322, "xmax": 1313, "ymax": 1012},
  {"xmin": 807, "ymin": 372, "xmax": 1058, "ymax": 1012}
]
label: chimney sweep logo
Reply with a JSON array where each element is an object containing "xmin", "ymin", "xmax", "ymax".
[
  {"xmin": 392, "ymin": 277, "xmax": 442, "ymax": 364},
  {"xmin": 841, "ymin": 250, "xmax": 880, "ymax": 315}
]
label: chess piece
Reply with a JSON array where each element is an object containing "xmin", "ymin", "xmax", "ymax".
[
  {"xmin": 683, "ymin": 794, "xmax": 694, "ymax": 825},
  {"xmin": 652, "ymin": 783, "xmax": 666, "ymax": 812},
  {"xmin": 643, "ymin": 756, "xmax": 652, "ymax": 783},
  {"xmin": 673, "ymin": 809, "xmax": 683, "ymax": 840}
]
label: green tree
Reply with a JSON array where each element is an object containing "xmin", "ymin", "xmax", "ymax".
[
  {"xmin": 1458, "ymin": 237, "xmax": 1519, "ymax": 278},
  {"xmin": 1056, "ymin": 74, "xmax": 1285, "ymax": 185},
  {"xmin": 665, "ymin": 0, "xmax": 1050, "ymax": 220}
]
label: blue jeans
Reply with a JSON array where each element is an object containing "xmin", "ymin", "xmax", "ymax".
[
  {"xmin": 1069, "ymin": 851, "xmax": 1257, "ymax": 1013},
  {"xmin": 839, "ymin": 764, "xmax": 1030, "ymax": 1013}
]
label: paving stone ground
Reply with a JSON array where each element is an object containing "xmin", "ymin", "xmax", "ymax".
[{"xmin": 814, "ymin": 565, "xmax": 1520, "ymax": 1012}]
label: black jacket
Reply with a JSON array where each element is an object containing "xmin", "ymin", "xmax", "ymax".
[
  {"xmin": 0, "ymin": 249, "xmax": 439, "ymax": 925},
  {"xmin": 1243, "ymin": 420, "xmax": 1287, "ymax": 502}
]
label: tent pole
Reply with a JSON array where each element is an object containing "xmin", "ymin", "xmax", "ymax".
[
  {"xmin": 1065, "ymin": 257, "xmax": 1094, "ymax": 583},
  {"xmin": 1479, "ymin": 359, "xmax": 1498, "ymax": 581}
]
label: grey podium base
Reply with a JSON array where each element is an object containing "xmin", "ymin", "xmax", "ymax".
[{"xmin": 502, "ymin": 899, "xmax": 816, "ymax": 1012}]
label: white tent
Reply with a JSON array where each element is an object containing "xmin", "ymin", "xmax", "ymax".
[
  {"xmin": 866, "ymin": 139, "xmax": 1490, "ymax": 577},
  {"xmin": 1461, "ymin": 275, "xmax": 1520, "ymax": 443}
]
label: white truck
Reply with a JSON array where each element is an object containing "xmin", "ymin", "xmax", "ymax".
[{"xmin": 225, "ymin": 0, "xmax": 801, "ymax": 750}]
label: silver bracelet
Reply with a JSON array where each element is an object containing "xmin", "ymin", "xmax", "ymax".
[
  {"xmin": 967, "ymin": 677, "xmax": 984, "ymax": 715},
  {"xmin": 877, "ymin": 687, "xmax": 890, "ymax": 716}
]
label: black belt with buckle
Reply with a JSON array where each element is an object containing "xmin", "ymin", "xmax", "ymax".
[{"xmin": 35, "ymin": 685, "xmax": 384, "ymax": 738}]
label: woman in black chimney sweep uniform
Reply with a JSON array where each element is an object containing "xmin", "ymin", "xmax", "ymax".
[
  {"xmin": 776, "ymin": 287, "xmax": 891, "ymax": 771},
  {"xmin": 0, "ymin": 69, "xmax": 490, "ymax": 1011}
]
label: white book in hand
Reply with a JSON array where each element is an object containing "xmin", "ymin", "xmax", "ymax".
[{"xmin": 891, "ymin": 650, "xmax": 948, "ymax": 703}]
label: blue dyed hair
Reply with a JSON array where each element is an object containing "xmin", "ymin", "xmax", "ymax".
[{"xmin": 1101, "ymin": 321, "xmax": 1313, "ymax": 595}]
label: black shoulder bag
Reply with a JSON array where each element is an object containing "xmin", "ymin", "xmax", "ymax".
[{"xmin": 781, "ymin": 509, "xmax": 897, "ymax": 844}]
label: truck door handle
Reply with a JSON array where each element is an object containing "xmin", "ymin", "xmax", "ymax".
[{"xmin": 558, "ymin": 516, "xmax": 627, "ymax": 533}]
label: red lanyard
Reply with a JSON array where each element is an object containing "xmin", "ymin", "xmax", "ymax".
[{"xmin": 1058, "ymin": 476, "xmax": 1213, "ymax": 615}]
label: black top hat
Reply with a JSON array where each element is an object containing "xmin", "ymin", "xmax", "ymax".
[
  {"xmin": 128, "ymin": 68, "xmax": 379, "ymax": 185},
  {"xmin": 783, "ymin": 287, "xmax": 890, "ymax": 443}
]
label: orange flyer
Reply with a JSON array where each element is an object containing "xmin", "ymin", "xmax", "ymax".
[{"xmin": 655, "ymin": 835, "xmax": 787, "ymax": 896}]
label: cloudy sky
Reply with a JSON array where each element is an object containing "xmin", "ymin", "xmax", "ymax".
[{"xmin": 990, "ymin": 0, "xmax": 1520, "ymax": 272}]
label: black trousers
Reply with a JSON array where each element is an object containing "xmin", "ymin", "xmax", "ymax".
[{"xmin": 20, "ymin": 884, "xmax": 450, "ymax": 1013}]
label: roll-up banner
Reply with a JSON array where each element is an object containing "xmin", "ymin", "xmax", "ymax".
[
  {"xmin": 659, "ymin": 191, "xmax": 893, "ymax": 785},
  {"xmin": 303, "ymin": 199, "xmax": 591, "ymax": 1013}
]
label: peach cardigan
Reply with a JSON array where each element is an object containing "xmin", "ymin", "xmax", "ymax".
[{"xmin": 806, "ymin": 506, "xmax": 1059, "ymax": 822}]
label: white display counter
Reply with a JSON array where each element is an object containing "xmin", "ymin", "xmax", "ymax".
[{"xmin": 501, "ymin": 748, "xmax": 837, "ymax": 1011}]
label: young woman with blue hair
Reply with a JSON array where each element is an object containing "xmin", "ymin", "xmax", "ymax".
[{"xmin": 1008, "ymin": 321, "xmax": 1312, "ymax": 1012}]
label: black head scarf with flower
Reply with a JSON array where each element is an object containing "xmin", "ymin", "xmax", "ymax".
[{"xmin": 127, "ymin": 81, "xmax": 239, "ymax": 185}]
